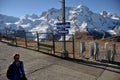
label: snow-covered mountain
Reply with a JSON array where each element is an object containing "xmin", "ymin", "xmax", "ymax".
[{"xmin": 0, "ymin": 4, "xmax": 120, "ymax": 40}]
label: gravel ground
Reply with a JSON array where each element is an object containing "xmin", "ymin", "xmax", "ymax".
[{"xmin": 0, "ymin": 42, "xmax": 120, "ymax": 80}]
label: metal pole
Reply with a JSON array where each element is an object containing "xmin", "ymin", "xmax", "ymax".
[
  {"xmin": 52, "ymin": 33, "xmax": 55, "ymax": 54},
  {"xmin": 14, "ymin": 30, "xmax": 18, "ymax": 46},
  {"xmin": 25, "ymin": 32, "xmax": 27, "ymax": 48},
  {"xmin": 72, "ymin": 34, "xmax": 75, "ymax": 59},
  {"xmin": 61, "ymin": 0, "xmax": 68, "ymax": 58},
  {"xmin": 37, "ymin": 32, "xmax": 39, "ymax": 51}
]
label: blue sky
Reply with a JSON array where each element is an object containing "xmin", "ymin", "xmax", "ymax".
[{"xmin": 0, "ymin": 0, "xmax": 120, "ymax": 17}]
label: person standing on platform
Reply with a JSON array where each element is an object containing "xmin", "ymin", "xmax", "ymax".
[
  {"xmin": 104, "ymin": 42, "xmax": 111, "ymax": 62},
  {"xmin": 89, "ymin": 41, "xmax": 94, "ymax": 59},
  {"xmin": 7, "ymin": 53, "xmax": 27, "ymax": 80},
  {"xmin": 80, "ymin": 42, "xmax": 86, "ymax": 59},
  {"xmin": 111, "ymin": 43, "xmax": 117, "ymax": 62},
  {"xmin": 94, "ymin": 42, "xmax": 99, "ymax": 60}
]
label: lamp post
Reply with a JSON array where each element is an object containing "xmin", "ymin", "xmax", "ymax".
[{"xmin": 61, "ymin": 0, "xmax": 68, "ymax": 58}]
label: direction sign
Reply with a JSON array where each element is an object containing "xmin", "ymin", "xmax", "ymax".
[
  {"xmin": 56, "ymin": 22, "xmax": 70, "ymax": 30},
  {"xmin": 65, "ymin": 22, "xmax": 70, "ymax": 28},
  {"xmin": 56, "ymin": 22, "xmax": 70, "ymax": 35},
  {"xmin": 57, "ymin": 30, "xmax": 69, "ymax": 35}
]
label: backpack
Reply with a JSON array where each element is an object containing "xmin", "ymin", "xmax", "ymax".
[{"xmin": 7, "ymin": 65, "xmax": 13, "ymax": 79}]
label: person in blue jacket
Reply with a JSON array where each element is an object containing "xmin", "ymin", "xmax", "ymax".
[{"xmin": 7, "ymin": 53, "xmax": 27, "ymax": 80}]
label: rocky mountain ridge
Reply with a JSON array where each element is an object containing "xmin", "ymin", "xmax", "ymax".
[{"xmin": 0, "ymin": 4, "xmax": 120, "ymax": 40}]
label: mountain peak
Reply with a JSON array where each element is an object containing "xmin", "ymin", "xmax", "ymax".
[
  {"xmin": 20, "ymin": 14, "xmax": 39, "ymax": 19},
  {"xmin": 76, "ymin": 4, "xmax": 89, "ymax": 11},
  {"xmin": 77, "ymin": 4, "xmax": 87, "ymax": 8},
  {"xmin": 74, "ymin": 4, "xmax": 93, "ymax": 16},
  {"xmin": 100, "ymin": 11, "xmax": 120, "ymax": 20}
]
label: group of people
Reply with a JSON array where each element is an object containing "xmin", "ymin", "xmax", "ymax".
[
  {"xmin": 80, "ymin": 41, "xmax": 117, "ymax": 62},
  {"xmin": 104, "ymin": 42, "xmax": 117, "ymax": 62}
]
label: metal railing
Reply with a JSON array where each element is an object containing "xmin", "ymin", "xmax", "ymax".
[{"xmin": 0, "ymin": 29, "xmax": 120, "ymax": 66}]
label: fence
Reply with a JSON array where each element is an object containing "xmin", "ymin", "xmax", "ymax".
[{"xmin": 0, "ymin": 29, "xmax": 120, "ymax": 65}]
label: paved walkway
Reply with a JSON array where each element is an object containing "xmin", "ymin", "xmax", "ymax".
[{"xmin": 0, "ymin": 42, "xmax": 120, "ymax": 80}]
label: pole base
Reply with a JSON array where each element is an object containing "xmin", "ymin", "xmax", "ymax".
[{"xmin": 61, "ymin": 50, "xmax": 68, "ymax": 58}]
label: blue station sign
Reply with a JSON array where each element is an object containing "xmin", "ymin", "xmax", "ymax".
[
  {"xmin": 56, "ymin": 22, "xmax": 70, "ymax": 35},
  {"xmin": 56, "ymin": 22, "xmax": 70, "ymax": 30}
]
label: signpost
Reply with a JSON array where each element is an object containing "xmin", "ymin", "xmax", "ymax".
[
  {"xmin": 56, "ymin": 22, "xmax": 70, "ymax": 28},
  {"xmin": 58, "ymin": 30, "xmax": 69, "ymax": 34},
  {"xmin": 56, "ymin": 22, "xmax": 70, "ymax": 35},
  {"xmin": 56, "ymin": 21, "xmax": 70, "ymax": 58},
  {"xmin": 56, "ymin": 0, "xmax": 70, "ymax": 58},
  {"xmin": 56, "ymin": 0, "xmax": 71, "ymax": 58}
]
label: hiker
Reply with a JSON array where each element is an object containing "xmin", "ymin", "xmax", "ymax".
[
  {"xmin": 104, "ymin": 42, "xmax": 111, "ymax": 62},
  {"xmin": 7, "ymin": 53, "xmax": 27, "ymax": 80},
  {"xmin": 94, "ymin": 42, "xmax": 99, "ymax": 60},
  {"xmin": 80, "ymin": 42, "xmax": 86, "ymax": 59},
  {"xmin": 89, "ymin": 41, "xmax": 94, "ymax": 59},
  {"xmin": 111, "ymin": 43, "xmax": 117, "ymax": 62}
]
